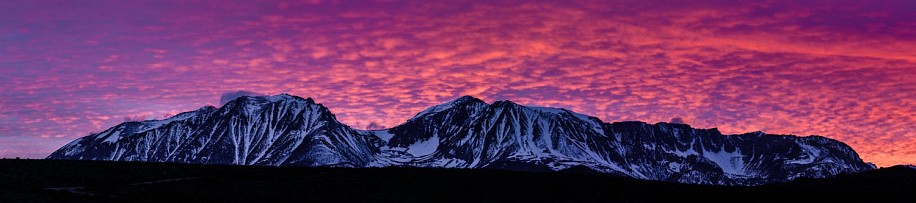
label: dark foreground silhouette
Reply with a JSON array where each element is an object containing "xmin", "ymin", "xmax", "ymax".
[{"xmin": 1, "ymin": 159, "xmax": 913, "ymax": 202}]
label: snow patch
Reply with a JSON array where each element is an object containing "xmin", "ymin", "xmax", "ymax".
[
  {"xmin": 787, "ymin": 142, "xmax": 820, "ymax": 165},
  {"xmin": 406, "ymin": 136, "xmax": 439, "ymax": 156},
  {"xmin": 668, "ymin": 162, "xmax": 683, "ymax": 171},
  {"xmin": 672, "ymin": 141, "xmax": 698, "ymax": 157},
  {"xmin": 413, "ymin": 101, "xmax": 458, "ymax": 119},
  {"xmin": 371, "ymin": 130, "xmax": 394, "ymax": 142},
  {"xmin": 61, "ymin": 138, "xmax": 86, "ymax": 156},
  {"xmin": 264, "ymin": 94, "xmax": 294, "ymax": 102},
  {"xmin": 703, "ymin": 146, "xmax": 747, "ymax": 176},
  {"xmin": 101, "ymin": 128, "xmax": 123, "ymax": 143},
  {"xmin": 140, "ymin": 111, "xmax": 198, "ymax": 130},
  {"xmin": 530, "ymin": 106, "xmax": 604, "ymax": 134}
]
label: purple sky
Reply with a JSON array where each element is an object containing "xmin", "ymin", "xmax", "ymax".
[{"xmin": 0, "ymin": 0, "xmax": 914, "ymax": 166}]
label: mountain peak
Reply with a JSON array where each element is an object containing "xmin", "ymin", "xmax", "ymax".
[
  {"xmin": 411, "ymin": 95, "xmax": 487, "ymax": 119},
  {"xmin": 454, "ymin": 95, "xmax": 485, "ymax": 104},
  {"xmin": 263, "ymin": 93, "xmax": 297, "ymax": 101},
  {"xmin": 217, "ymin": 94, "xmax": 333, "ymax": 122},
  {"xmin": 198, "ymin": 105, "xmax": 218, "ymax": 112},
  {"xmin": 272, "ymin": 93, "xmax": 314, "ymax": 102},
  {"xmin": 491, "ymin": 100, "xmax": 519, "ymax": 107},
  {"xmin": 225, "ymin": 93, "xmax": 316, "ymax": 105}
]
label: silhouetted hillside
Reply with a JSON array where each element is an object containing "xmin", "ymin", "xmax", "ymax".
[{"xmin": 0, "ymin": 159, "xmax": 913, "ymax": 202}]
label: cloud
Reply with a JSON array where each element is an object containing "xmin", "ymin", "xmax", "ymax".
[
  {"xmin": 219, "ymin": 91, "xmax": 265, "ymax": 105},
  {"xmin": 364, "ymin": 122, "xmax": 386, "ymax": 130},
  {"xmin": 670, "ymin": 117, "xmax": 686, "ymax": 124}
]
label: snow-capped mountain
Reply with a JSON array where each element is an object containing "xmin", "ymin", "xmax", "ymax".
[
  {"xmin": 48, "ymin": 94, "xmax": 875, "ymax": 185},
  {"xmin": 48, "ymin": 94, "xmax": 378, "ymax": 167}
]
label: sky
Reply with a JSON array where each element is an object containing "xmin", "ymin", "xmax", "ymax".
[{"xmin": 0, "ymin": 0, "xmax": 913, "ymax": 166}]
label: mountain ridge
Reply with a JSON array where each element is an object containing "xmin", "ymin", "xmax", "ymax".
[{"xmin": 48, "ymin": 94, "xmax": 875, "ymax": 185}]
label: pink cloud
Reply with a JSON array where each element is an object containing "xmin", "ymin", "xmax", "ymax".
[{"xmin": 0, "ymin": 0, "xmax": 913, "ymax": 166}]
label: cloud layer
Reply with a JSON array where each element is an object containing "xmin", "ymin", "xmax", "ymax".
[{"xmin": 0, "ymin": 0, "xmax": 913, "ymax": 166}]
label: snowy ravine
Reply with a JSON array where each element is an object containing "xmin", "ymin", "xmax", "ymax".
[{"xmin": 48, "ymin": 94, "xmax": 876, "ymax": 185}]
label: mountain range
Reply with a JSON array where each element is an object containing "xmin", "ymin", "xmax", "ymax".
[{"xmin": 47, "ymin": 94, "xmax": 876, "ymax": 185}]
